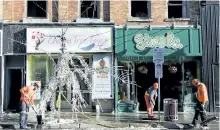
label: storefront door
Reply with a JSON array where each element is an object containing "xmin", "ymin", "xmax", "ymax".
[
  {"xmin": 4, "ymin": 68, "xmax": 25, "ymax": 112},
  {"xmin": 63, "ymin": 57, "xmax": 93, "ymax": 111}
]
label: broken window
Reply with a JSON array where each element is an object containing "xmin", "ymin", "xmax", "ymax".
[
  {"xmin": 168, "ymin": 0, "xmax": 188, "ymax": 18},
  {"xmin": 80, "ymin": 1, "xmax": 100, "ymax": 18},
  {"xmin": 27, "ymin": 1, "xmax": 47, "ymax": 18},
  {"xmin": 131, "ymin": 0, "xmax": 151, "ymax": 18}
]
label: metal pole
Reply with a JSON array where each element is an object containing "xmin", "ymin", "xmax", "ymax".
[
  {"xmin": 181, "ymin": 62, "xmax": 184, "ymax": 111},
  {"xmin": 127, "ymin": 63, "xmax": 130, "ymax": 101},
  {"xmin": 58, "ymin": 90, "xmax": 61, "ymax": 123},
  {"xmin": 158, "ymin": 78, "xmax": 161, "ymax": 121},
  {"xmin": 58, "ymin": 29, "xmax": 65, "ymax": 123}
]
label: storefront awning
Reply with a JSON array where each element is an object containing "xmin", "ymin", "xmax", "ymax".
[{"xmin": 115, "ymin": 27, "xmax": 202, "ymax": 58}]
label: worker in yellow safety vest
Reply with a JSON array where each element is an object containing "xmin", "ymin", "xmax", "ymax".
[{"xmin": 144, "ymin": 83, "xmax": 158, "ymax": 118}]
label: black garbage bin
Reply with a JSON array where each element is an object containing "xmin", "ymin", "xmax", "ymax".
[{"xmin": 163, "ymin": 98, "xmax": 178, "ymax": 121}]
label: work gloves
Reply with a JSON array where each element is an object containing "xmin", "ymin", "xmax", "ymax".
[{"xmin": 24, "ymin": 94, "xmax": 29, "ymax": 98}]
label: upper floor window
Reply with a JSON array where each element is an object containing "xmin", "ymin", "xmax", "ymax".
[
  {"xmin": 131, "ymin": 0, "xmax": 151, "ymax": 18},
  {"xmin": 27, "ymin": 1, "xmax": 47, "ymax": 18},
  {"xmin": 168, "ymin": 0, "xmax": 188, "ymax": 18},
  {"xmin": 80, "ymin": 0, "xmax": 100, "ymax": 18}
]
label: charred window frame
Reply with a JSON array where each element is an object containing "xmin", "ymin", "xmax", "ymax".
[
  {"xmin": 168, "ymin": 0, "xmax": 189, "ymax": 18},
  {"xmin": 80, "ymin": 0, "xmax": 100, "ymax": 19},
  {"xmin": 27, "ymin": 1, "xmax": 47, "ymax": 18},
  {"xmin": 131, "ymin": 0, "xmax": 151, "ymax": 18}
]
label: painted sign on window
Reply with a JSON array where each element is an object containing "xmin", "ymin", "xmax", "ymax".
[
  {"xmin": 27, "ymin": 27, "xmax": 112, "ymax": 53},
  {"xmin": 92, "ymin": 54, "xmax": 112, "ymax": 99},
  {"xmin": 133, "ymin": 32, "xmax": 183, "ymax": 50}
]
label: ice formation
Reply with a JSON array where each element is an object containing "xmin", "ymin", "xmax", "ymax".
[
  {"xmin": 8, "ymin": 30, "xmax": 141, "ymax": 124},
  {"xmin": 36, "ymin": 52, "xmax": 93, "ymax": 121}
]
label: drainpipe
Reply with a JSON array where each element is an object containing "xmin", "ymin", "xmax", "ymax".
[
  {"xmin": 114, "ymin": 58, "xmax": 118, "ymax": 113},
  {"xmin": 1, "ymin": 56, "xmax": 4, "ymax": 114},
  {"xmin": 1, "ymin": 27, "xmax": 4, "ymax": 113}
]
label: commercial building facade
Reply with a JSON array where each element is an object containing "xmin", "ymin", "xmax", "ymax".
[
  {"xmin": 1, "ymin": 0, "xmax": 218, "ymax": 114},
  {"xmin": 1, "ymin": 23, "xmax": 114, "ymax": 112},
  {"xmin": 115, "ymin": 26, "xmax": 202, "ymax": 112}
]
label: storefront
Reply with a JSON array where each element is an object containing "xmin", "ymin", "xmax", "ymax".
[
  {"xmin": 26, "ymin": 27, "xmax": 114, "ymax": 111},
  {"xmin": 2, "ymin": 24, "xmax": 114, "ymax": 112},
  {"xmin": 114, "ymin": 26, "xmax": 202, "ymax": 113}
]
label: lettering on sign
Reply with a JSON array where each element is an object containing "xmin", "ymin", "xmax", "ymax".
[{"xmin": 133, "ymin": 32, "xmax": 183, "ymax": 50}]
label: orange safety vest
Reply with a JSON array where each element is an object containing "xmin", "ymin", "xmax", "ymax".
[
  {"xmin": 20, "ymin": 86, "xmax": 36, "ymax": 104},
  {"xmin": 197, "ymin": 83, "xmax": 208, "ymax": 104}
]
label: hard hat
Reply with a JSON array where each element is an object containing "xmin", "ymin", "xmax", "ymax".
[
  {"xmin": 192, "ymin": 79, "xmax": 199, "ymax": 86},
  {"xmin": 153, "ymin": 83, "xmax": 158, "ymax": 89},
  {"xmin": 34, "ymin": 82, "xmax": 41, "ymax": 88}
]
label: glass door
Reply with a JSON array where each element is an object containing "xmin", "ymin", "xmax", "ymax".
[{"xmin": 69, "ymin": 57, "xmax": 93, "ymax": 111}]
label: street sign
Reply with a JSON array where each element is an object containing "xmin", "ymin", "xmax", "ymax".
[
  {"xmin": 153, "ymin": 48, "xmax": 164, "ymax": 64},
  {"xmin": 155, "ymin": 63, "xmax": 163, "ymax": 78}
]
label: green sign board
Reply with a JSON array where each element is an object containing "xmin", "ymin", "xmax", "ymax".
[{"xmin": 134, "ymin": 32, "xmax": 183, "ymax": 50}]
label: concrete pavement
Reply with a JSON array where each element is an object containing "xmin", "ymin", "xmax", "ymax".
[{"xmin": 0, "ymin": 111, "xmax": 219, "ymax": 129}]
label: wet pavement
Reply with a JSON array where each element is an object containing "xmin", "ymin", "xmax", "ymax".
[{"xmin": 0, "ymin": 111, "xmax": 219, "ymax": 129}]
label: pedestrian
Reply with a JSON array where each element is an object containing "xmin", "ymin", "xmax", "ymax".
[
  {"xmin": 19, "ymin": 82, "xmax": 41, "ymax": 129},
  {"xmin": 144, "ymin": 82, "xmax": 158, "ymax": 118},
  {"xmin": 191, "ymin": 79, "xmax": 208, "ymax": 127}
]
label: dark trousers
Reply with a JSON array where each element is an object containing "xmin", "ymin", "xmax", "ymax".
[
  {"xmin": 192, "ymin": 101, "xmax": 208, "ymax": 125},
  {"xmin": 19, "ymin": 101, "xmax": 29, "ymax": 128}
]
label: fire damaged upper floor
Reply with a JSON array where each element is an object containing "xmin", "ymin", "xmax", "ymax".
[{"xmin": 1, "ymin": 0, "xmax": 201, "ymax": 26}]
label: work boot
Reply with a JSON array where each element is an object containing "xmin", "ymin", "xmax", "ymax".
[
  {"xmin": 192, "ymin": 119, "xmax": 198, "ymax": 126},
  {"xmin": 202, "ymin": 124, "xmax": 208, "ymax": 128}
]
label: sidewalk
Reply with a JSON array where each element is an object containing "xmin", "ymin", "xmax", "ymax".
[{"xmin": 0, "ymin": 111, "xmax": 219, "ymax": 129}]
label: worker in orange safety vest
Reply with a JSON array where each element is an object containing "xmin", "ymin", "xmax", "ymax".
[
  {"xmin": 191, "ymin": 79, "xmax": 208, "ymax": 127},
  {"xmin": 144, "ymin": 82, "xmax": 158, "ymax": 118},
  {"xmin": 19, "ymin": 82, "xmax": 41, "ymax": 129}
]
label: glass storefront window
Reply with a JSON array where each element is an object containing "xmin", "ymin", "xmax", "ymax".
[
  {"xmin": 117, "ymin": 61, "xmax": 137, "ymax": 103},
  {"xmin": 27, "ymin": 55, "xmax": 56, "ymax": 96},
  {"xmin": 27, "ymin": 54, "xmax": 93, "ymax": 106},
  {"xmin": 117, "ymin": 60, "xmax": 200, "ymax": 112}
]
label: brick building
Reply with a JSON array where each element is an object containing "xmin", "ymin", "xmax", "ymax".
[
  {"xmin": 0, "ymin": 0, "xmax": 209, "ymax": 114},
  {"xmin": 2, "ymin": 0, "xmax": 200, "ymax": 25}
]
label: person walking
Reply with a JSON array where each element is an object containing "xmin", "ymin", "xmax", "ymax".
[
  {"xmin": 144, "ymin": 82, "xmax": 158, "ymax": 118},
  {"xmin": 191, "ymin": 79, "xmax": 208, "ymax": 127},
  {"xmin": 19, "ymin": 82, "xmax": 41, "ymax": 129}
]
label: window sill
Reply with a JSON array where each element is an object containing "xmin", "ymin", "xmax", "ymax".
[
  {"xmin": 23, "ymin": 17, "xmax": 49, "ymax": 23},
  {"xmin": 76, "ymin": 18, "xmax": 103, "ymax": 23},
  {"xmin": 164, "ymin": 18, "xmax": 190, "ymax": 22},
  {"xmin": 127, "ymin": 17, "xmax": 152, "ymax": 22}
]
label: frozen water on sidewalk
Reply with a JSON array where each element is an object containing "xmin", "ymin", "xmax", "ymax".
[{"xmin": 0, "ymin": 111, "xmax": 219, "ymax": 129}]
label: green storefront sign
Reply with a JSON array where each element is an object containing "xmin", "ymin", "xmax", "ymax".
[
  {"xmin": 114, "ymin": 26, "xmax": 202, "ymax": 112},
  {"xmin": 115, "ymin": 27, "xmax": 202, "ymax": 58}
]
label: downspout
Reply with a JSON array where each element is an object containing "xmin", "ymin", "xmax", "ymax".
[{"xmin": 0, "ymin": 26, "xmax": 4, "ymax": 113}]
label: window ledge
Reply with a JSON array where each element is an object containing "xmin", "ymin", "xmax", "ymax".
[
  {"xmin": 164, "ymin": 18, "xmax": 190, "ymax": 22},
  {"xmin": 76, "ymin": 18, "xmax": 103, "ymax": 23},
  {"xmin": 127, "ymin": 17, "xmax": 152, "ymax": 22},
  {"xmin": 23, "ymin": 17, "xmax": 49, "ymax": 23}
]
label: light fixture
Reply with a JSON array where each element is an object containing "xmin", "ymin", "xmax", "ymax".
[
  {"xmin": 138, "ymin": 65, "xmax": 148, "ymax": 74},
  {"xmin": 168, "ymin": 65, "xmax": 177, "ymax": 74}
]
